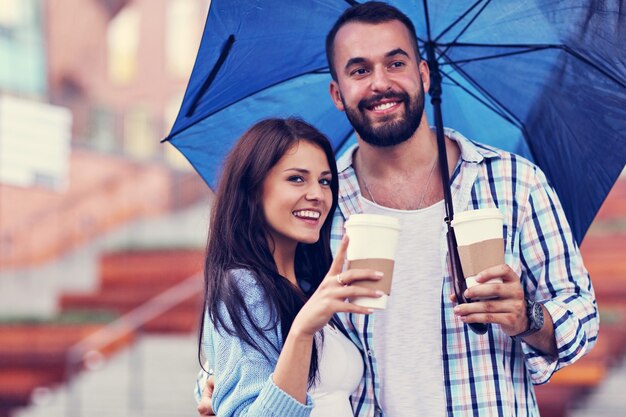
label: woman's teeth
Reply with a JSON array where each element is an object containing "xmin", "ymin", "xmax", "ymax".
[{"xmin": 293, "ymin": 210, "xmax": 321, "ymax": 219}]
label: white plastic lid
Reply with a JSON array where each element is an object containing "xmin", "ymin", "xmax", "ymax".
[
  {"xmin": 452, "ymin": 208, "xmax": 503, "ymax": 225},
  {"xmin": 345, "ymin": 213, "xmax": 400, "ymax": 230}
]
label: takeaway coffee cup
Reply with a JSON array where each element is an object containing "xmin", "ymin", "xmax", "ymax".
[
  {"xmin": 344, "ymin": 214, "xmax": 400, "ymax": 309},
  {"xmin": 452, "ymin": 208, "xmax": 505, "ymax": 292}
]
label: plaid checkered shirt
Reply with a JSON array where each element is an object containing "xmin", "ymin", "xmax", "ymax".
[{"xmin": 332, "ymin": 128, "xmax": 599, "ymax": 417}]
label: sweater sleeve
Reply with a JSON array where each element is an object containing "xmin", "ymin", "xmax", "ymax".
[
  {"xmin": 204, "ymin": 269, "xmax": 314, "ymax": 417},
  {"xmin": 519, "ymin": 168, "xmax": 599, "ymax": 384}
]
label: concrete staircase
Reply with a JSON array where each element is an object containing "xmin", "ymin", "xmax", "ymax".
[
  {"xmin": 60, "ymin": 249, "xmax": 204, "ymax": 332},
  {"xmin": 570, "ymin": 354, "xmax": 626, "ymax": 417},
  {"xmin": 12, "ymin": 335, "xmax": 201, "ymax": 417},
  {"xmin": 0, "ymin": 247, "xmax": 204, "ymax": 417},
  {"xmin": 0, "ymin": 198, "xmax": 209, "ymax": 417}
]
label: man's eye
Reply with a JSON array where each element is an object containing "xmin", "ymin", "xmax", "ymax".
[
  {"xmin": 351, "ymin": 68, "xmax": 368, "ymax": 76},
  {"xmin": 288, "ymin": 176, "xmax": 305, "ymax": 183},
  {"xmin": 390, "ymin": 61, "xmax": 405, "ymax": 68}
]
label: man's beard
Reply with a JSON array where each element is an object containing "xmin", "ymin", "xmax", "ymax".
[{"xmin": 342, "ymin": 83, "xmax": 425, "ymax": 148}]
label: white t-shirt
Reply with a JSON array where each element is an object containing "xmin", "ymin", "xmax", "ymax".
[
  {"xmin": 361, "ymin": 196, "xmax": 446, "ymax": 417},
  {"xmin": 310, "ymin": 324, "xmax": 363, "ymax": 417}
]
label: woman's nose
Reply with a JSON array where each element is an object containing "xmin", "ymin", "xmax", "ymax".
[{"xmin": 305, "ymin": 183, "xmax": 324, "ymax": 200}]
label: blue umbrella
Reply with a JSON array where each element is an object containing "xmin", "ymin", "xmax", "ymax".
[{"xmin": 163, "ymin": 0, "xmax": 626, "ymax": 244}]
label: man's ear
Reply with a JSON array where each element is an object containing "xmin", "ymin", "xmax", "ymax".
[
  {"xmin": 419, "ymin": 60, "xmax": 431, "ymax": 93},
  {"xmin": 329, "ymin": 81, "xmax": 345, "ymax": 112}
]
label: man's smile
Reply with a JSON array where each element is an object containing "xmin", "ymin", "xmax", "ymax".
[{"xmin": 360, "ymin": 91, "xmax": 408, "ymax": 116}]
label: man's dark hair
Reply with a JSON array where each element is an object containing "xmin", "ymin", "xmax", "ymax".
[{"xmin": 325, "ymin": 1, "xmax": 420, "ymax": 81}]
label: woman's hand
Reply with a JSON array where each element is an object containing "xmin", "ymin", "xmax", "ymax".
[
  {"xmin": 196, "ymin": 375, "xmax": 215, "ymax": 416},
  {"xmin": 291, "ymin": 235, "xmax": 384, "ymax": 337}
]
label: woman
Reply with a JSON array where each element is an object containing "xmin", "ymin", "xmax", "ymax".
[{"xmin": 199, "ymin": 118, "xmax": 382, "ymax": 417}]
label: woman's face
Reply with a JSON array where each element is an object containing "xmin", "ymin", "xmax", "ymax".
[{"xmin": 261, "ymin": 140, "xmax": 333, "ymax": 252}]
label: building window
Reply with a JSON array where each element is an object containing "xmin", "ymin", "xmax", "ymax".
[
  {"xmin": 0, "ymin": 0, "xmax": 46, "ymax": 96},
  {"xmin": 165, "ymin": 0, "xmax": 202, "ymax": 78},
  {"xmin": 124, "ymin": 106, "xmax": 156, "ymax": 160},
  {"xmin": 0, "ymin": 0, "xmax": 21, "ymax": 28},
  {"xmin": 88, "ymin": 106, "xmax": 117, "ymax": 152},
  {"xmin": 106, "ymin": 6, "xmax": 140, "ymax": 84}
]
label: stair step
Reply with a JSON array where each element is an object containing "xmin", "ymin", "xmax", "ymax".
[
  {"xmin": 0, "ymin": 370, "xmax": 62, "ymax": 408},
  {"xmin": 580, "ymin": 235, "xmax": 626, "ymax": 253},
  {"xmin": 99, "ymin": 250, "xmax": 203, "ymax": 285},
  {"xmin": 142, "ymin": 309, "xmax": 201, "ymax": 333},
  {"xmin": 536, "ymin": 385, "xmax": 587, "ymax": 417},
  {"xmin": 0, "ymin": 325, "xmax": 103, "ymax": 350},
  {"xmin": 595, "ymin": 179, "xmax": 626, "ymax": 221},
  {"xmin": 59, "ymin": 292, "xmax": 201, "ymax": 313}
]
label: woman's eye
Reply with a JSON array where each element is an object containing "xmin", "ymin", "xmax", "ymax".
[
  {"xmin": 288, "ymin": 176, "xmax": 305, "ymax": 183},
  {"xmin": 319, "ymin": 178, "xmax": 332, "ymax": 186}
]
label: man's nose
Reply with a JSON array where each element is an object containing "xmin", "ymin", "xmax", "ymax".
[{"xmin": 370, "ymin": 67, "xmax": 392, "ymax": 92}]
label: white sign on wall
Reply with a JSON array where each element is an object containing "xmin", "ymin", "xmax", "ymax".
[{"xmin": 0, "ymin": 95, "xmax": 72, "ymax": 189}]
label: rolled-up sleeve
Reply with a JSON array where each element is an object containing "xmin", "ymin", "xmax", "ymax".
[{"xmin": 518, "ymin": 167, "xmax": 599, "ymax": 384}]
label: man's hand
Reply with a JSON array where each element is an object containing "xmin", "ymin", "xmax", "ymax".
[
  {"xmin": 451, "ymin": 264, "xmax": 558, "ymax": 356},
  {"xmin": 197, "ymin": 375, "xmax": 215, "ymax": 416},
  {"xmin": 452, "ymin": 264, "xmax": 528, "ymax": 336}
]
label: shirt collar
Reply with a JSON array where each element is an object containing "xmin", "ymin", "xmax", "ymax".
[{"xmin": 336, "ymin": 127, "xmax": 501, "ymax": 174}]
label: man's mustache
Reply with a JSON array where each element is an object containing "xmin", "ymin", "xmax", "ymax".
[{"xmin": 358, "ymin": 90, "xmax": 410, "ymax": 111}]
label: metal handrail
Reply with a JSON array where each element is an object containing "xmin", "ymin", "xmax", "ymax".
[{"xmin": 65, "ymin": 272, "xmax": 203, "ymax": 417}]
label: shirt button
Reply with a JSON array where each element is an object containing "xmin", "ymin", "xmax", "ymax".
[{"xmin": 367, "ymin": 350, "xmax": 373, "ymax": 356}]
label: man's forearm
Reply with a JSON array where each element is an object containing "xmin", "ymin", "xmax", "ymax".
[{"xmin": 522, "ymin": 305, "xmax": 557, "ymax": 358}]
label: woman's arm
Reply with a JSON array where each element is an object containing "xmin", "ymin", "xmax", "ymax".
[
  {"xmin": 273, "ymin": 236, "xmax": 382, "ymax": 402},
  {"xmin": 209, "ymin": 237, "xmax": 382, "ymax": 416},
  {"xmin": 208, "ymin": 271, "xmax": 311, "ymax": 417}
]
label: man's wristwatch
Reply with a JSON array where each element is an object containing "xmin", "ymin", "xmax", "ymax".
[{"xmin": 513, "ymin": 299, "xmax": 544, "ymax": 340}]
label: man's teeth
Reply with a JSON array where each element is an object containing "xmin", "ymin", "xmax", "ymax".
[
  {"xmin": 373, "ymin": 102, "xmax": 397, "ymax": 111},
  {"xmin": 293, "ymin": 210, "xmax": 321, "ymax": 219}
]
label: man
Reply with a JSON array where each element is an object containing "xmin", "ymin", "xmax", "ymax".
[{"xmin": 198, "ymin": 2, "xmax": 598, "ymax": 416}]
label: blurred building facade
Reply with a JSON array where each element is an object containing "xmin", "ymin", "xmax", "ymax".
[
  {"xmin": 0, "ymin": 0, "xmax": 210, "ymax": 269},
  {"xmin": 45, "ymin": 0, "xmax": 206, "ymax": 164}
]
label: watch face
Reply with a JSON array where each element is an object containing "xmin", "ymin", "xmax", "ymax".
[{"xmin": 532, "ymin": 302, "xmax": 544, "ymax": 330}]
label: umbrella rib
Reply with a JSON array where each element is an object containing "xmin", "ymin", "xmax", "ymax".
[
  {"xmin": 435, "ymin": 0, "xmax": 487, "ymax": 42},
  {"xmin": 438, "ymin": 0, "xmax": 493, "ymax": 57},
  {"xmin": 561, "ymin": 45, "xmax": 626, "ymax": 89},
  {"xmin": 165, "ymin": 66, "xmax": 331, "ymax": 140},
  {"xmin": 444, "ymin": 64, "xmax": 537, "ymax": 161},
  {"xmin": 344, "ymin": 0, "xmax": 360, "ymax": 6},
  {"xmin": 440, "ymin": 43, "xmax": 626, "ymax": 88},
  {"xmin": 441, "ymin": 45, "xmax": 553, "ymax": 66},
  {"xmin": 185, "ymin": 34, "xmax": 236, "ymax": 118},
  {"xmin": 440, "ymin": 69, "xmax": 522, "ymax": 131}
]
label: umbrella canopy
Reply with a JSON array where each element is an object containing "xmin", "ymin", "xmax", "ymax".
[{"xmin": 164, "ymin": 0, "xmax": 626, "ymax": 244}]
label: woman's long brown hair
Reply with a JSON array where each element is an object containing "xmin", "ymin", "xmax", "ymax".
[{"xmin": 199, "ymin": 118, "xmax": 339, "ymax": 387}]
